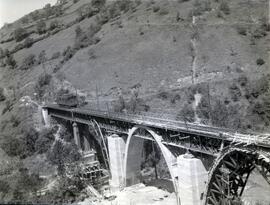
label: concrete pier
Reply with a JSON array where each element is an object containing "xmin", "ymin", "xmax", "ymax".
[
  {"xmin": 177, "ymin": 153, "xmax": 208, "ymax": 205},
  {"xmin": 41, "ymin": 108, "xmax": 50, "ymax": 127},
  {"xmin": 72, "ymin": 122, "xmax": 81, "ymax": 150},
  {"xmin": 108, "ymin": 134, "xmax": 126, "ymax": 191}
]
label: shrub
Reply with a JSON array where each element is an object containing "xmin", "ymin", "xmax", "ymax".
[
  {"xmin": 0, "ymin": 47, "xmax": 4, "ymax": 58},
  {"xmin": 238, "ymin": 74, "xmax": 248, "ymax": 87},
  {"xmin": 170, "ymin": 94, "xmax": 181, "ymax": 104},
  {"xmin": 256, "ymin": 58, "xmax": 265, "ymax": 66},
  {"xmin": 10, "ymin": 115, "xmax": 20, "ymax": 127},
  {"xmin": 36, "ymin": 20, "xmax": 46, "ymax": 34},
  {"xmin": 51, "ymin": 51, "xmax": 60, "ymax": 59},
  {"xmin": 62, "ymin": 46, "xmax": 75, "ymax": 61},
  {"xmin": 236, "ymin": 26, "xmax": 247, "ymax": 36},
  {"xmin": 251, "ymin": 27, "xmax": 267, "ymax": 39},
  {"xmin": 152, "ymin": 5, "xmax": 160, "ymax": 13},
  {"xmin": 88, "ymin": 48, "xmax": 96, "ymax": 59},
  {"xmin": 159, "ymin": 7, "xmax": 169, "ymax": 15},
  {"xmin": 38, "ymin": 50, "xmax": 47, "ymax": 64},
  {"xmin": 14, "ymin": 27, "xmax": 28, "ymax": 42},
  {"xmin": 23, "ymin": 37, "xmax": 34, "ymax": 48},
  {"xmin": 108, "ymin": 2, "xmax": 121, "ymax": 19},
  {"xmin": 91, "ymin": 0, "xmax": 106, "ymax": 10},
  {"xmin": 117, "ymin": 0, "xmax": 132, "ymax": 12},
  {"xmin": 20, "ymin": 54, "xmax": 36, "ymax": 70},
  {"xmin": 229, "ymin": 83, "xmax": 241, "ymax": 102},
  {"xmin": 5, "ymin": 54, "xmax": 16, "ymax": 69},
  {"xmin": 0, "ymin": 87, "xmax": 5, "ymax": 101},
  {"xmin": 219, "ymin": 0, "xmax": 230, "ymax": 15},
  {"xmin": 49, "ymin": 20, "xmax": 59, "ymax": 30}
]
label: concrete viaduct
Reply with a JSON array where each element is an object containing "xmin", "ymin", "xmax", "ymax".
[{"xmin": 42, "ymin": 104, "xmax": 270, "ymax": 205}]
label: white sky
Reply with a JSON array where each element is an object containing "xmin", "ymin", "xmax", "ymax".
[{"xmin": 0, "ymin": 0, "xmax": 57, "ymax": 26}]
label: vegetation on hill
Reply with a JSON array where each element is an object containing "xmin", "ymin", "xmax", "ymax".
[{"xmin": 0, "ymin": 0, "xmax": 269, "ymax": 203}]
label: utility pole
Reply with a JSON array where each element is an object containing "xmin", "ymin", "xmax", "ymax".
[{"xmin": 207, "ymin": 83, "xmax": 213, "ymax": 125}]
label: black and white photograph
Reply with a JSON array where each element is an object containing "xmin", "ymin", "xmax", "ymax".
[{"xmin": 0, "ymin": 0, "xmax": 269, "ymax": 204}]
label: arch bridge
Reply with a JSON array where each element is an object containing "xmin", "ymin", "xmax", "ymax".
[{"xmin": 42, "ymin": 105, "xmax": 270, "ymax": 205}]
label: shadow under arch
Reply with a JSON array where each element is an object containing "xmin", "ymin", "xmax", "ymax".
[{"xmin": 123, "ymin": 126, "xmax": 179, "ymax": 204}]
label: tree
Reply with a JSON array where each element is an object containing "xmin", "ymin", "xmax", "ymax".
[
  {"xmin": 14, "ymin": 27, "xmax": 28, "ymax": 42},
  {"xmin": 36, "ymin": 20, "xmax": 46, "ymax": 34},
  {"xmin": 47, "ymin": 140, "xmax": 81, "ymax": 176}
]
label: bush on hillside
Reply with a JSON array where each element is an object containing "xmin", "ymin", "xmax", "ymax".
[
  {"xmin": 229, "ymin": 83, "xmax": 241, "ymax": 102},
  {"xmin": 0, "ymin": 47, "xmax": 4, "ymax": 59},
  {"xmin": 256, "ymin": 58, "xmax": 265, "ymax": 66},
  {"xmin": 49, "ymin": 20, "xmax": 59, "ymax": 30},
  {"xmin": 0, "ymin": 87, "xmax": 6, "ymax": 101},
  {"xmin": 62, "ymin": 46, "xmax": 75, "ymax": 61},
  {"xmin": 5, "ymin": 54, "xmax": 16, "ymax": 69},
  {"xmin": 117, "ymin": 0, "xmax": 132, "ymax": 12},
  {"xmin": 236, "ymin": 26, "xmax": 247, "ymax": 36},
  {"xmin": 23, "ymin": 37, "xmax": 34, "ymax": 48},
  {"xmin": 219, "ymin": 0, "xmax": 230, "ymax": 15},
  {"xmin": 14, "ymin": 27, "xmax": 28, "ymax": 42},
  {"xmin": 51, "ymin": 51, "xmax": 60, "ymax": 59},
  {"xmin": 108, "ymin": 2, "xmax": 121, "ymax": 19},
  {"xmin": 20, "ymin": 54, "xmax": 36, "ymax": 70},
  {"xmin": 158, "ymin": 7, "xmax": 169, "ymax": 15},
  {"xmin": 36, "ymin": 20, "xmax": 46, "ymax": 34},
  {"xmin": 38, "ymin": 50, "xmax": 47, "ymax": 65},
  {"xmin": 91, "ymin": 0, "xmax": 106, "ymax": 10}
]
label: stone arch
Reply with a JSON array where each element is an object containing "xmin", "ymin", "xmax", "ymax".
[
  {"xmin": 123, "ymin": 126, "xmax": 179, "ymax": 201},
  {"xmin": 205, "ymin": 147, "xmax": 270, "ymax": 205}
]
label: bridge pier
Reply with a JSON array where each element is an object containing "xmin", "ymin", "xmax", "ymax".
[
  {"xmin": 108, "ymin": 134, "xmax": 126, "ymax": 191},
  {"xmin": 72, "ymin": 122, "xmax": 81, "ymax": 150},
  {"xmin": 177, "ymin": 153, "xmax": 208, "ymax": 205},
  {"xmin": 41, "ymin": 108, "xmax": 50, "ymax": 127}
]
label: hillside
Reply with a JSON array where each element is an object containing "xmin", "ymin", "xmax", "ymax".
[
  {"xmin": 1, "ymin": 0, "xmax": 270, "ymax": 133},
  {"xmin": 0, "ymin": 0, "xmax": 269, "ymax": 203}
]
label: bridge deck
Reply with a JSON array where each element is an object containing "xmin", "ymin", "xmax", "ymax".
[{"xmin": 44, "ymin": 104, "xmax": 270, "ymax": 148}]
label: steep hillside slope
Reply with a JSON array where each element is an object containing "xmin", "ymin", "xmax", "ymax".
[{"xmin": 0, "ymin": 0, "xmax": 269, "ymax": 132}]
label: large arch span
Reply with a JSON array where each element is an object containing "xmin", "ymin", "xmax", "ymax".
[{"xmin": 123, "ymin": 126, "xmax": 179, "ymax": 202}]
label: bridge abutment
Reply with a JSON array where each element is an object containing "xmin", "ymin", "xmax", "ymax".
[
  {"xmin": 177, "ymin": 153, "xmax": 208, "ymax": 205},
  {"xmin": 108, "ymin": 134, "xmax": 126, "ymax": 191}
]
